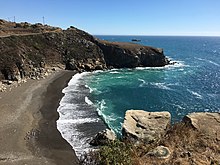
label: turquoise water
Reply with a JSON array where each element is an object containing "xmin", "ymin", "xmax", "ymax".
[{"xmin": 84, "ymin": 36, "xmax": 220, "ymax": 135}]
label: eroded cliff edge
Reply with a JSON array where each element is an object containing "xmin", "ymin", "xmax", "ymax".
[{"xmin": 0, "ymin": 19, "xmax": 169, "ymax": 84}]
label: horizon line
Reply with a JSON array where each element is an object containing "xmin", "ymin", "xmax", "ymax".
[{"xmin": 93, "ymin": 34, "xmax": 220, "ymax": 37}]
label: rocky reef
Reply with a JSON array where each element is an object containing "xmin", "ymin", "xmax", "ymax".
[{"xmin": 0, "ymin": 19, "xmax": 169, "ymax": 91}]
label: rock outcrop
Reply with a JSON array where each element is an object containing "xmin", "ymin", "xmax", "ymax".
[
  {"xmin": 122, "ymin": 110, "xmax": 171, "ymax": 143},
  {"xmin": 90, "ymin": 129, "xmax": 116, "ymax": 146},
  {"xmin": 183, "ymin": 112, "xmax": 220, "ymax": 141},
  {"xmin": 120, "ymin": 111, "xmax": 220, "ymax": 164}
]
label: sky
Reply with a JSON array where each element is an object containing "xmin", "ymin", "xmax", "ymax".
[{"xmin": 1, "ymin": 0, "xmax": 220, "ymax": 36}]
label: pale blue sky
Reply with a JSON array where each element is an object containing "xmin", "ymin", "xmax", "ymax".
[{"xmin": 1, "ymin": 0, "xmax": 220, "ymax": 36}]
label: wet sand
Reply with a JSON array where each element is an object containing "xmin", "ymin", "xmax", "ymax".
[{"xmin": 0, "ymin": 70, "xmax": 78, "ymax": 165}]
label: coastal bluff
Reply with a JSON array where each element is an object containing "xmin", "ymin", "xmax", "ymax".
[
  {"xmin": 0, "ymin": 19, "xmax": 169, "ymax": 87},
  {"xmin": 122, "ymin": 110, "xmax": 220, "ymax": 143},
  {"xmin": 88, "ymin": 110, "xmax": 220, "ymax": 164}
]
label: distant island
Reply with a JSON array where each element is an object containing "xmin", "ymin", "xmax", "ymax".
[{"xmin": 131, "ymin": 38, "xmax": 141, "ymax": 42}]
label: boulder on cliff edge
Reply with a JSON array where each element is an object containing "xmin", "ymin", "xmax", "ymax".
[
  {"xmin": 122, "ymin": 110, "xmax": 171, "ymax": 143},
  {"xmin": 183, "ymin": 112, "xmax": 220, "ymax": 141}
]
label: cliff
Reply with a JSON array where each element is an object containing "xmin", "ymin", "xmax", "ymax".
[
  {"xmin": 0, "ymin": 19, "xmax": 169, "ymax": 84},
  {"xmin": 97, "ymin": 40, "xmax": 168, "ymax": 68},
  {"xmin": 85, "ymin": 111, "xmax": 220, "ymax": 164}
]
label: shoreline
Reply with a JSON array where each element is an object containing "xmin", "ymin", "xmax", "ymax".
[
  {"xmin": 0, "ymin": 70, "xmax": 78, "ymax": 165},
  {"xmin": 57, "ymin": 72, "xmax": 107, "ymax": 157}
]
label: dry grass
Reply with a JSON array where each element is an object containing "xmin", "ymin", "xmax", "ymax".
[
  {"xmin": 80, "ymin": 122, "xmax": 220, "ymax": 165},
  {"xmin": 142, "ymin": 123, "xmax": 220, "ymax": 165}
]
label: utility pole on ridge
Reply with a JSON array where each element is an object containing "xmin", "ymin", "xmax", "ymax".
[{"xmin": 42, "ymin": 16, "xmax": 45, "ymax": 25}]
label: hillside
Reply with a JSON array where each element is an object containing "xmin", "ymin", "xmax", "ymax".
[{"xmin": 0, "ymin": 19, "xmax": 169, "ymax": 85}]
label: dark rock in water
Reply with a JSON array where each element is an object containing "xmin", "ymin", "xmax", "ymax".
[
  {"xmin": 122, "ymin": 110, "xmax": 171, "ymax": 143},
  {"xmin": 183, "ymin": 112, "xmax": 220, "ymax": 141},
  {"xmin": 90, "ymin": 129, "xmax": 116, "ymax": 146},
  {"xmin": 131, "ymin": 39, "xmax": 141, "ymax": 42}
]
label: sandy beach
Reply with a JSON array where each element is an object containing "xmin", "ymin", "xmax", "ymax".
[{"xmin": 0, "ymin": 70, "xmax": 78, "ymax": 165}]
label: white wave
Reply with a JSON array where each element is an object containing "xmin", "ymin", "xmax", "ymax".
[
  {"xmin": 85, "ymin": 84, "xmax": 93, "ymax": 93},
  {"xmin": 110, "ymin": 68, "xmax": 120, "ymax": 71},
  {"xmin": 57, "ymin": 103, "xmax": 78, "ymax": 113},
  {"xmin": 138, "ymin": 78, "xmax": 147, "ymax": 87},
  {"xmin": 93, "ymin": 70, "xmax": 104, "ymax": 73},
  {"xmin": 67, "ymin": 72, "xmax": 89, "ymax": 86},
  {"xmin": 95, "ymin": 99, "xmax": 122, "ymax": 134},
  {"xmin": 96, "ymin": 99, "xmax": 106, "ymax": 112},
  {"xmin": 96, "ymin": 104, "xmax": 122, "ymax": 135},
  {"xmin": 207, "ymin": 93, "xmax": 219, "ymax": 98},
  {"xmin": 195, "ymin": 57, "xmax": 220, "ymax": 67},
  {"xmin": 154, "ymin": 82, "xmax": 172, "ymax": 90},
  {"xmin": 57, "ymin": 118, "xmax": 99, "ymax": 124},
  {"xmin": 171, "ymin": 104, "xmax": 185, "ymax": 109},
  {"xmin": 138, "ymin": 78, "xmax": 146, "ymax": 83},
  {"xmin": 109, "ymin": 71, "xmax": 120, "ymax": 74},
  {"xmin": 57, "ymin": 122, "xmax": 94, "ymax": 157},
  {"xmin": 85, "ymin": 96, "xmax": 93, "ymax": 105},
  {"xmin": 89, "ymin": 87, "xmax": 102, "ymax": 95},
  {"xmin": 136, "ymin": 67, "xmax": 148, "ymax": 70},
  {"xmin": 138, "ymin": 80, "xmax": 172, "ymax": 90},
  {"xmin": 208, "ymin": 60, "xmax": 220, "ymax": 67},
  {"xmin": 135, "ymin": 61, "xmax": 187, "ymax": 70},
  {"xmin": 57, "ymin": 71, "xmax": 102, "ymax": 158},
  {"xmin": 168, "ymin": 61, "xmax": 188, "ymax": 68},
  {"xmin": 187, "ymin": 89, "xmax": 203, "ymax": 99}
]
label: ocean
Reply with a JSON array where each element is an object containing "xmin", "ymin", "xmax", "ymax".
[{"xmin": 57, "ymin": 36, "xmax": 220, "ymax": 157}]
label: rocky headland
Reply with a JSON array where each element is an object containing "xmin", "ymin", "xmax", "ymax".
[{"xmin": 0, "ymin": 19, "xmax": 169, "ymax": 91}]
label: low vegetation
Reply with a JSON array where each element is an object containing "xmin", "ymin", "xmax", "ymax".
[
  {"xmin": 80, "ymin": 123, "xmax": 220, "ymax": 165},
  {"xmin": 79, "ymin": 140, "xmax": 142, "ymax": 165}
]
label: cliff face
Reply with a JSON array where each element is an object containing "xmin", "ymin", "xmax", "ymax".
[
  {"xmin": 0, "ymin": 19, "xmax": 169, "ymax": 82},
  {"xmin": 97, "ymin": 40, "xmax": 168, "ymax": 68},
  {"xmin": 0, "ymin": 26, "xmax": 106, "ymax": 81}
]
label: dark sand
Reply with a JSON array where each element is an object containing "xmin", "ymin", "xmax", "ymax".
[{"xmin": 0, "ymin": 70, "xmax": 79, "ymax": 165}]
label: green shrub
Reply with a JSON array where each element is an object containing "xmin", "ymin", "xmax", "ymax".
[{"xmin": 80, "ymin": 140, "xmax": 136, "ymax": 165}]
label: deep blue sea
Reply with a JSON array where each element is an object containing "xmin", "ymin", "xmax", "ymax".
[{"xmin": 57, "ymin": 36, "xmax": 220, "ymax": 157}]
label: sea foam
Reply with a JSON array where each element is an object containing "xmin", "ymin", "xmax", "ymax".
[{"xmin": 57, "ymin": 72, "xmax": 105, "ymax": 158}]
